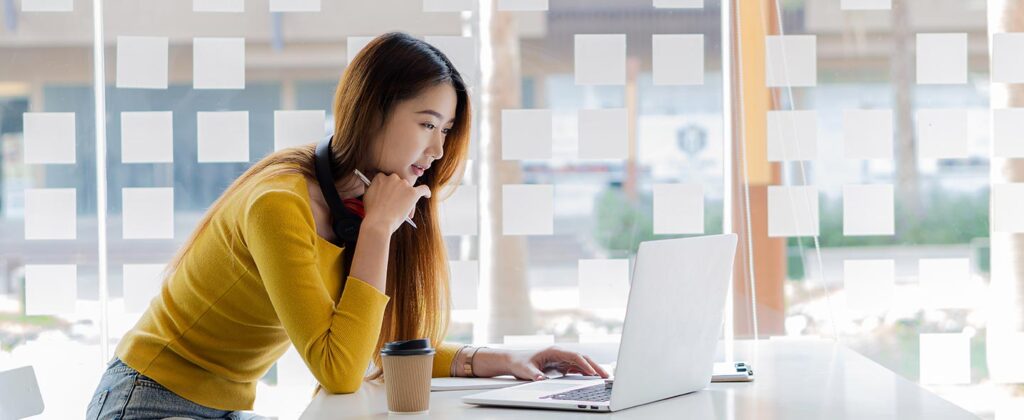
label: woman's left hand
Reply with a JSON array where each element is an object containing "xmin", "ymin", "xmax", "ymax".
[{"xmin": 487, "ymin": 346, "xmax": 610, "ymax": 381}]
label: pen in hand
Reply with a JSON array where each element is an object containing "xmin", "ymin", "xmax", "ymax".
[{"xmin": 353, "ymin": 169, "xmax": 418, "ymax": 229}]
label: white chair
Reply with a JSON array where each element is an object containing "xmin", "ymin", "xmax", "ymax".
[{"xmin": 0, "ymin": 365, "xmax": 44, "ymax": 420}]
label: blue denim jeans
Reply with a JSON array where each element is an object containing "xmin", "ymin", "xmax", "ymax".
[{"xmin": 86, "ymin": 357, "xmax": 267, "ymax": 420}]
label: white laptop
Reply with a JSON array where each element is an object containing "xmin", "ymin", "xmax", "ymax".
[{"xmin": 463, "ymin": 234, "xmax": 738, "ymax": 412}]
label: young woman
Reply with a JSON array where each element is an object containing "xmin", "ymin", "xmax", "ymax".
[{"xmin": 86, "ymin": 32, "xmax": 607, "ymax": 419}]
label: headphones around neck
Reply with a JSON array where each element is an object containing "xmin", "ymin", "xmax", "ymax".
[{"xmin": 314, "ymin": 135, "xmax": 362, "ymax": 247}]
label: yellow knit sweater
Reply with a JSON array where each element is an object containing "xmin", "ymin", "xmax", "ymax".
[{"xmin": 114, "ymin": 167, "xmax": 460, "ymax": 411}]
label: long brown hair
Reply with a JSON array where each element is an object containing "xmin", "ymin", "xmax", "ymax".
[{"xmin": 165, "ymin": 32, "xmax": 471, "ymax": 381}]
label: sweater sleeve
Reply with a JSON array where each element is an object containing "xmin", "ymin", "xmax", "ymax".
[
  {"xmin": 245, "ymin": 189, "xmax": 390, "ymax": 393},
  {"xmin": 433, "ymin": 342, "xmax": 467, "ymax": 377}
]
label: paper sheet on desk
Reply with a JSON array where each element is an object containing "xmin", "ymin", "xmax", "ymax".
[{"xmin": 430, "ymin": 376, "xmax": 527, "ymax": 391}]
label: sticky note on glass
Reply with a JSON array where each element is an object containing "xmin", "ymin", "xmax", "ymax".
[
  {"xmin": 919, "ymin": 258, "xmax": 972, "ymax": 310},
  {"xmin": 578, "ymin": 108, "xmax": 628, "ymax": 159},
  {"xmin": 919, "ymin": 333, "xmax": 971, "ymax": 385},
  {"xmin": 575, "ymin": 34, "xmax": 626, "ymax": 85},
  {"xmin": 503, "ymin": 335, "xmax": 554, "ymax": 345},
  {"xmin": 123, "ymin": 264, "xmax": 164, "ymax": 313},
  {"xmin": 653, "ymin": 0, "xmax": 702, "ymax": 8},
  {"xmin": 197, "ymin": 111, "xmax": 249, "ymax": 163},
  {"xmin": 23, "ymin": 112, "xmax": 75, "ymax": 164},
  {"xmin": 653, "ymin": 183, "xmax": 704, "ymax": 234},
  {"xmin": 579, "ymin": 259, "xmax": 630, "ymax": 310},
  {"xmin": 840, "ymin": 0, "xmax": 890, "ymax": 10},
  {"xmin": 440, "ymin": 185, "xmax": 478, "ymax": 236},
  {"xmin": 423, "ymin": 0, "xmax": 476, "ymax": 11},
  {"xmin": 916, "ymin": 109, "xmax": 968, "ymax": 159},
  {"xmin": 193, "ymin": 37, "xmax": 245, "ymax": 90},
  {"xmin": 24, "ymin": 188, "xmax": 76, "ymax": 240},
  {"xmin": 449, "ymin": 260, "xmax": 479, "ymax": 310},
  {"xmin": 274, "ymin": 110, "xmax": 325, "ymax": 151},
  {"xmin": 917, "ymin": 33, "xmax": 967, "ymax": 85},
  {"xmin": 121, "ymin": 111, "xmax": 173, "ymax": 163},
  {"xmin": 25, "ymin": 264, "xmax": 77, "ymax": 315},
  {"xmin": 993, "ymin": 33, "xmax": 1024, "ymax": 83},
  {"xmin": 425, "ymin": 36, "xmax": 477, "ymax": 86},
  {"xmin": 502, "ymin": 184, "xmax": 553, "ymax": 235},
  {"xmin": 122, "ymin": 187, "xmax": 174, "ymax": 239},
  {"xmin": 844, "ymin": 259, "xmax": 894, "ymax": 312},
  {"xmin": 992, "ymin": 183, "xmax": 1024, "ymax": 233},
  {"xmin": 843, "ymin": 184, "xmax": 894, "ymax": 236},
  {"xmin": 767, "ymin": 185, "xmax": 819, "ymax": 237},
  {"xmin": 502, "ymin": 109, "xmax": 552, "ymax": 160},
  {"xmin": 21, "ymin": 0, "xmax": 72, "ymax": 12},
  {"xmin": 269, "ymin": 0, "xmax": 320, "ymax": 12},
  {"xmin": 116, "ymin": 36, "xmax": 168, "ymax": 89},
  {"xmin": 193, "ymin": 0, "xmax": 243, "ymax": 12},
  {"xmin": 766, "ymin": 35, "xmax": 816, "ymax": 87},
  {"xmin": 843, "ymin": 109, "xmax": 892, "ymax": 159},
  {"xmin": 652, "ymin": 34, "xmax": 704, "ymax": 86},
  {"xmin": 993, "ymin": 108, "xmax": 1024, "ymax": 158},
  {"xmin": 497, "ymin": 0, "xmax": 548, "ymax": 11},
  {"xmin": 347, "ymin": 36, "xmax": 375, "ymax": 64},
  {"xmin": 767, "ymin": 110, "xmax": 817, "ymax": 161}
]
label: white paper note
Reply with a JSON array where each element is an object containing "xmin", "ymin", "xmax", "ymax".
[
  {"xmin": 440, "ymin": 185, "xmax": 478, "ymax": 236},
  {"xmin": 502, "ymin": 109, "xmax": 552, "ymax": 160},
  {"xmin": 844, "ymin": 259, "xmax": 894, "ymax": 312},
  {"xmin": 993, "ymin": 33, "xmax": 1024, "ymax": 83},
  {"xmin": 347, "ymin": 36, "xmax": 376, "ymax": 64},
  {"xmin": 992, "ymin": 183, "xmax": 1024, "ymax": 233},
  {"xmin": 502, "ymin": 184, "xmax": 554, "ymax": 235},
  {"xmin": 840, "ymin": 0, "xmax": 890, "ymax": 10},
  {"xmin": 843, "ymin": 184, "xmax": 894, "ymax": 236},
  {"xmin": 193, "ymin": 37, "xmax": 245, "ymax": 90},
  {"xmin": 579, "ymin": 259, "xmax": 630, "ymax": 309},
  {"xmin": 575, "ymin": 34, "xmax": 626, "ymax": 85},
  {"xmin": 274, "ymin": 110, "xmax": 325, "ymax": 151},
  {"xmin": 116, "ymin": 36, "xmax": 168, "ymax": 89},
  {"xmin": 122, "ymin": 187, "xmax": 174, "ymax": 239},
  {"xmin": 919, "ymin": 333, "xmax": 971, "ymax": 385},
  {"xmin": 24, "ymin": 188, "xmax": 76, "ymax": 240},
  {"xmin": 653, "ymin": 0, "xmax": 702, "ymax": 8},
  {"xmin": 193, "ymin": 0, "xmax": 243, "ymax": 13},
  {"xmin": 653, "ymin": 183, "xmax": 704, "ymax": 234},
  {"xmin": 197, "ymin": 111, "xmax": 249, "ymax": 163},
  {"xmin": 25, "ymin": 264, "xmax": 77, "ymax": 315},
  {"xmin": 23, "ymin": 112, "xmax": 76, "ymax": 164},
  {"xmin": 652, "ymin": 34, "xmax": 704, "ymax": 86},
  {"xmin": 765, "ymin": 35, "xmax": 816, "ymax": 87},
  {"xmin": 269, "ymin": 0, "xmax": 320, "ymax": 12},
  {"xmin": 22, "ymin": 0, "xmax": 72, "ymax": 12},
  {"xmin": 919, "ymin": 258, "xmax": 973, "ymax": 309},
  {"xmin": 993, "ymin": 108, "xmax": 1024, "ymax": 158},
  {"xmin": 578, "ymin": 108, "xmax": 628, "ymax": 159},
  {"xmin": 497, "ymin": 0, "xmax": 548, "ymax": 11},
  {"xmin": 425, "ymin": 36, "xmax": 477, "ymax": 86},
  {"xmin": 843, "ymin": 109, "xmax": 892, "ymax": 160},
  {"xmin": 917, "ymin": 33, "xmax": 967, "ymax": 85},
  {"xmin": 121, "ymin": 111, "xmax": 173, "ymax": 163},
  {"xmin": 123, "ymin": 264, "xmax": 165, "ymax": 313},
  {"xmin": 916, "ymin": 109, "xmax": 968, "ymax": 159},
  {"xmin": 449, "ymin": 260, "xmax": 479, "ymax": 310},
  {"xmin": 767, "ymin": 110, "xmax": 817, "ymax": 161},
  {"xmin": 767, "ymin": 185, "xmax": 819, "ymax": 237}
]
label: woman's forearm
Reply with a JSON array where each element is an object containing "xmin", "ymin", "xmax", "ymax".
[
  {"xmin": 451, "ymin": 347, "xmax": 509, "ymax": 377},
  {"xmin": 347, "ymin": 221, "xmax": 392, "ymax": 293}
]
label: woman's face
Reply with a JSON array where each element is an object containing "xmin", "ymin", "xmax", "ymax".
[{"xmin": 371, "ymin": 82, "xmax": 457, "ymax": 185}]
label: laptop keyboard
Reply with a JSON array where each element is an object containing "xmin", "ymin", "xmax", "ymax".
[{"xmin": 541, "ymin": 383, "xmax": 612, "ymax": 402}]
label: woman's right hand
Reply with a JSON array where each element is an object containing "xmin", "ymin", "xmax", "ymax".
[{"xmin": 361, "ymin": 172, "xmax": 432, "ymax": 235}]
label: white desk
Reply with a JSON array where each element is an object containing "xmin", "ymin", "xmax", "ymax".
[{"xmin": 300, "ymin": 340, "xmax": 979, "ymax": 419}]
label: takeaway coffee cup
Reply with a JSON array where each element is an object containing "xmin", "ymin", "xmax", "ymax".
[{"xmin": 380, "ymin": 338, "xmax": 435, "ymax": 414}]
